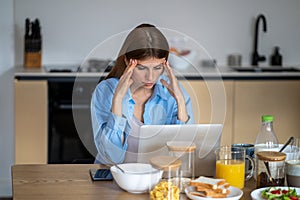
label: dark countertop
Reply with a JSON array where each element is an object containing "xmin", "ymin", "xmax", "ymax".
[{"xmin": 14, "ymin": 65, "xmax": 300, "ymax": 80}]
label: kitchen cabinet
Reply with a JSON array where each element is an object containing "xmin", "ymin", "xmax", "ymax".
[
  {"xmin": 14, "ymin": 80, "xmax": 47, "ymax": 164},
  {"xmin": 14, "ymin": 76, "xmax": 300, "ymax": 164},
  {"xmin": 233, "ymin": 80, "xmax": 300, "ymax": 144},
  {"xmin": 180, "ymin": 80, "xmax": 234, "ymax": 145},
  {"xmin": 181, "ymin": 80, "xmax": 300, "ymax": 145}
]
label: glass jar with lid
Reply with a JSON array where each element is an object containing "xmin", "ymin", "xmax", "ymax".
[
  {"xmin": 166, "ymin": 141, "xmax": 195, "ymax": 192},
  {"xmin": 256, "ymin": 151, "xmax": 286, "ymax": 188},
  {"xmin": 150, "ymin": 156, "xmax": 182, "ymax": 190},
  {"xmin": 166, "ymin": 141, "xmax": 196, "ymax": 179}
]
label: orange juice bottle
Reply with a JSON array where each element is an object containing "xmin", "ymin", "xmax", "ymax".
[{"xmin": 216, "ymin": 160, "xmax": 245, "ymax": 189}]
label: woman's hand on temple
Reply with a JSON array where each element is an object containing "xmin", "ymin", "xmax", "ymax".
[
  {"xmin": 111, "ymin": 59, "xmax": 137, "ymax": 116},
  {"xmin": 160, "ymin": 61, "xmax": 183, "ymax": 101},
  {"xmin": 160, "ymin": 61, "xmax": 189, "ymax": 122},
  {"xmin": 115, "ymin": 59, "xmax": 137, "ymax": 97}
]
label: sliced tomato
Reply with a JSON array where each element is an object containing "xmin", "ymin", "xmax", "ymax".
[
  {"xmin": 289, "ymin": 196, "xmax": 299, "ymax": 200},
  {"xmin": 282, "ymin": 189, "xmax": 289, "ymax": 194},
  {"xmin": 271, "ymin": 190, "xmax": 281, "ymax": 194}
]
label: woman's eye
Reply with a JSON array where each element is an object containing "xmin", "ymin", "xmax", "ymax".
[
  {"xmin": 137, "ymin": 65, "xmax": 146, "ymax": 70},
  {"xmin": 154, "ymin": 65, "xmax": 163, "ymax": 70}
]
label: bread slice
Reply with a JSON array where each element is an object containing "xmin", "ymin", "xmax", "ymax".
[
  {"xmin": 189, "ymin": 176, "xmax": 230, "ymax": 198},
  {"xmin": 190, "ymin": 191, "xmax": 228, "ymax": 198},
  {"xmin": 190, "ymin": 176, "xmax": 227, "ymax": 188}
]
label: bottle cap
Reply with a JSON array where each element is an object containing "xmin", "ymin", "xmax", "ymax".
[{"xmin": 262, "ymin": 115, "xmax": 274, "ymax": 122}]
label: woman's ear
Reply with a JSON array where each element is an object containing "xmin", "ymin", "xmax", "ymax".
[{"xmin": 124, "ymin": 57, "xmax": 129, "ymax": 66}]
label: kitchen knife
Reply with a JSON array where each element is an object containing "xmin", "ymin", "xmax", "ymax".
[{"xmin": 25, "ymin": 18, "xmax": 30, "ymax": 39}]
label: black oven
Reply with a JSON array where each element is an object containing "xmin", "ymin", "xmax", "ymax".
[{"xmin": 48, "ymin": 77, "xmax": 101, "ymax": 164}]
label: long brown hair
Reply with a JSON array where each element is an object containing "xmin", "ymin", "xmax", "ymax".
[{"xmin": 105, "ymin": 23, "xmax": 169, "ymax": 79}]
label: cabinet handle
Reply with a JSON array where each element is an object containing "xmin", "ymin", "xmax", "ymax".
[{"xmin": 59, "ymin": 104, "xmax": 90, "ymax": 110}]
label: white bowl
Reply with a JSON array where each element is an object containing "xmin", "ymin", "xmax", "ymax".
[
  {"xmin": 110, "ymin": 163, "xmax": 163, "ymax": 194},
  {"xmin": 279, "ymin": 144, "xmax": 300, "ymax": 160},
  {"xmin": 285, "ymin": 160, "xmax": 300, "ymax": 187}
]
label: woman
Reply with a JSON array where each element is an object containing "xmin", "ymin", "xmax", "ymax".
[{"xmin": 91, "ymin": 23, "xmax": 194, "ymax": 164}]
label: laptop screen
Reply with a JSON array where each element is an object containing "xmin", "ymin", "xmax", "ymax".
[{"xmin": 137, "ymin": 124, "xmax": 223, "ymax": 177}]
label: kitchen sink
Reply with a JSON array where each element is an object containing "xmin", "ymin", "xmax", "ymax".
[{"xmin": 230, "ymin": 66, "xmax": 300, "ymax": 72}]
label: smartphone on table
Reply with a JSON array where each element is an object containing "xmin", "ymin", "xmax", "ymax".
[{"xmin": 89, "ymin": 168, "xmax": 113, "ymax": 181}]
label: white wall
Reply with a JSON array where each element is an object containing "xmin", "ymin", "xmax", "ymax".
[
  {"xmin": 0, "ymin": 0, "xmax": 15, "ymax": 197},
  {"xmin": 14, "ymin": 0, "xmax": 300, "ymax": 66}
]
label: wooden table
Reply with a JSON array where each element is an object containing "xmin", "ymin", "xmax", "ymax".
[{"xmin": 12, "ymin": 164, "xmax": 256, "ymax": 200}]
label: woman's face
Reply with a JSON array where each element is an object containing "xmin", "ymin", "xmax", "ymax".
[{"xmin": 131, "ymin": 57, "xmax": 165, "ymax": 90}]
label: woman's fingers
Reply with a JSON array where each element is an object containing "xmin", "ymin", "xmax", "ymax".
[
  {"xmin": 163, "ymin": 61, "xmax": 172, "ymax": 77},
  {"xmin": 124, "ymin": 59, "xmax": 137, "ymax": 74},
  {"xmin": 115, "ymin": 59, "xmax": 137, "ymax": 98},
  {"xmin": 121, "ymin": 59, "xmax": 136, "ymax": 82},
  {"xmin": 162, "ymin": 61, "xmax": 186, "ymax": 101}
]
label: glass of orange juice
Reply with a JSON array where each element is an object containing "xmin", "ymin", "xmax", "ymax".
[{"xmin": 215, "ymin": 146, "xmax": 248, "ymax": 189}]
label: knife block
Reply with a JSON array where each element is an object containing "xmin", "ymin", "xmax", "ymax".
[{"xmin": 24, "ymin": 38, "xmax": 42, "ymax": 68}]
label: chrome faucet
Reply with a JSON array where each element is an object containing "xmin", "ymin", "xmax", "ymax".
[{"xmin": 251, "ymin": 14, "xmax": 267, "ymax": 66}]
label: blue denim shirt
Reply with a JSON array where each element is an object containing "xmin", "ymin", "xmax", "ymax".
[{"xmin": 91, "ymin": 75, "xmax": 194, "ymax": 164}]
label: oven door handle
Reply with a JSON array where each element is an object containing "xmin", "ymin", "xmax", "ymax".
[{"xmin": 59, "ymin": 104, "xmax": 90, "ymax": 110}]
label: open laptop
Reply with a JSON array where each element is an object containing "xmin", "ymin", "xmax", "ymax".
[{"xmin": 137, "ymin": 124, "xmax": 223, "ymax": 177}]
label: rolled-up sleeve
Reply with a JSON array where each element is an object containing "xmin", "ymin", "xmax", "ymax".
[{"xmin": 91, "ymin": 80, "xmax": 129, "ymax": 164}]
